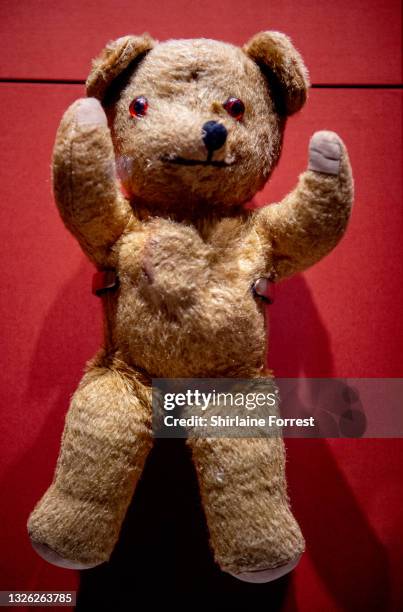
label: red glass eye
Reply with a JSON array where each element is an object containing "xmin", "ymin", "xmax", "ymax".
[
  {"xmin": 129, "ymin": 96, "xmax": 148, "ymax": 118},
  {"xmin": 223, "ymin": 97, "xmax": 245, "ymax": 121}
]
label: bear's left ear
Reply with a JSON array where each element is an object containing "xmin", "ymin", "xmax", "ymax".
[
  {"xmin": 243, "ymin": 31, "xmax": 309, "ymax": 116},
  {"xmin": 86, "ymin": 34, "xmax": 155, "ymax": 101}
]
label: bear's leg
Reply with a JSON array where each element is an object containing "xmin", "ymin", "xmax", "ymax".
[
  {"xmin": 189, "ymin": 437, "xmax": 304, "ymax": 583},
  {"xmin": 27, "ymin": 361, "xmax": 153, "ymax": 569}
]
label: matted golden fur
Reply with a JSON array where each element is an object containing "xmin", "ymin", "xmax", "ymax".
[{"xmin": 28, "ymin": 32, "xmax": 353, "ymax": 580}]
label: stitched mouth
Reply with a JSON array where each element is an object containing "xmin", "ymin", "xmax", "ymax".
[{"xmin": 161, "ymin": 156, "xmax": 233, "ymax": 168}]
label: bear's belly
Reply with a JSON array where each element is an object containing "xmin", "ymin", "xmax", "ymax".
[
  {"xmin": 115, "ymin": 281, "xmax": 267, "ymax": 377},
  {"xmin": 113, "ymin": 221, "xmax": 268, "ymax": 377}
]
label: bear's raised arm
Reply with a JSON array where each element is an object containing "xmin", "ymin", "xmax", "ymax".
[
  {"xmin": 253, "ymin": 130, "xmax": 354, "ymax": 280},
  {"xmin": 52, "ymin": 98, "xmax": 134, "ymax": 266}
]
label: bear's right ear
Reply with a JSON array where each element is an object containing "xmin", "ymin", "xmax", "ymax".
[{"xmin": 86, "ymin": 34, "xmax": 155, "ymax": 101}]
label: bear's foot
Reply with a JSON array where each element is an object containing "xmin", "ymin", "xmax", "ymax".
[
  {"xmin": 189, "ymin": 437, "xmax": 305, "ymax": 583},
  {"xmin": 27, "ymin": 484, "xmax": 121, "ymax": 569}
]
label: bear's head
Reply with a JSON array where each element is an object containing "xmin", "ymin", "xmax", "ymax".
[{"xmin": 86, "ymin": 33, "xmax": 309, "ymax": 218}]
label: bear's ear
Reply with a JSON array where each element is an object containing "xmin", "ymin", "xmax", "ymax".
[
  {"xmin": 243, "ymin": 31, "xmax": 309, "ymax": 116},
  {"xmin": 86, "ymin": 34, "xmax": 155, "ymax": 101}
]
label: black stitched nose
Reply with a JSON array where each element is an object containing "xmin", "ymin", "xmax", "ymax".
[{"xmin": 202, "ymin": 121, "xmax": 227, "ymax": 152}]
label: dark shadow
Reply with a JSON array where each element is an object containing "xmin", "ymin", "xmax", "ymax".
[
  {"xmin": 269, "ymin": 273, "xmax": 334, "ymax": 378},
  {"xmin": 287, "ymin": 438, "xmax": 391, "ymax": 612},
  {"xmin": 269, "ymin": 274, "xmax": 391, "ymax": 611}
]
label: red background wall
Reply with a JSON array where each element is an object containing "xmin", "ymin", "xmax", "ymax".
[{"xmin": 0, "ymin": 1, "xmax": 402, "ymax": 609}]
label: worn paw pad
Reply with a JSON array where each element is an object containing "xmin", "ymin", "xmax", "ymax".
[
  {"xmin": 308, "ymin": 131, "xmax": 342, "ymax": 175},
  {"xmin": 75, "ymin": 98, "xmax": 107, "ymax": 127},
  {"xmin": 230, "ymin": 553, "xmax": 302, "ymax": 583},
  {"xmin": 30, "ymin": 538, "xmax": 100, "ymax": 570}
]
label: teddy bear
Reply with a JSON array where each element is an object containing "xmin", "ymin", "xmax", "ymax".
[{"xmin": 27, "ymin": 31, "xmax": 353, "ymax": 583}]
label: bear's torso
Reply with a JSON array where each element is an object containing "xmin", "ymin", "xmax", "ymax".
[{"xmin": 107, "ymin": 215, "xmax": 273, "ymax": 378}]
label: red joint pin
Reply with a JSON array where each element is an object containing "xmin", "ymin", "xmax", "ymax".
[{"xmin": 92, "ymin": 270, "xmax": 119, "ymax": 296}]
